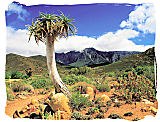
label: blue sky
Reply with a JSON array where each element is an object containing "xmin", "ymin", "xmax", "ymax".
[
  {"xmin": 5, "ymin": 2, "xmax": 155, "ymax": 56},
  {"xmin": 6, "ymin": 2, "xmax": 135, "ymax": 36}
]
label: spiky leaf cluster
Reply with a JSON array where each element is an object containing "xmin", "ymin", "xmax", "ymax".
[{"xmin": 26, "ymin": 11, "xmax": 76, "ymax": 44}]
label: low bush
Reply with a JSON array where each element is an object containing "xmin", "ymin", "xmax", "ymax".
[
  {"xmin": 94, "ymin": 113, "xmax": 104, "ymax": 119},
  {"xmin": 69, "ymin": 92, "xmax": 92, "ymax": 111},
  {"xmin": 62, "ymin": 74, "xmax": 91, "ymax": 85},
  {"xmin": 70, "ymin": 66, "xmax": 94, "ymax": 75},
  {"xmin": 5, "ymin": 72, "xmax": 11, "ymax": 79},
  {"xmin": 113, "ymin": 102, "xmax": 123, "ymax": 108},
  {"xmin": 96, "ymin": 83, "xmax": 110, "ymax": 92},
  {"xmin": 6, "ymin": 87, "xmax": 15, "ymax": 101},
  {"xmin": 10, "ymin": 71, "xmax": 24, "ymax": 79},
  {"xmin": 11, "ymin": 82, "xmax": 33, "ymax": 92},
  {"xmin": 30, "ymin": 79, "xmax": 52, "ymax": 89},
  {"xmin": 87, "ymin": 108, "xmax": 95, "ymax": 115},
  {"xmin": 114, "ymin": 67, "xmax": 156, "ymax": 102},
  {"xmin": 71, "ymin": 112, "xmax": 91, "ymax": 120},
  {"xmin": 108, "ymin": 113, "xmax": 122, "ymax": 119}
]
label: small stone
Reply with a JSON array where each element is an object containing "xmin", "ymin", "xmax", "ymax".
[
  {"xmin": 114, "ymin": 99, "xmax": 118, "ymax": 103},
  {"xmin": 31, "ymin": 99, "xmax": 38, "ymax": 105},
  {"xmin": 100, "ymin": 94, "xmax": 111, "ymax": 103},
  {"xmin": 141, "ymin": 107, "xmax": 149, "ymax": 112},
  {"xmin": 149, "ymin": 106, "xmax": 157, "ymax": 115},
  {"xmin": 113, "ymin": 102, "xmax": 123, "ymax": 108},
  {"xmin": 142, "ymin": 99, "xmax": 154, "ymax": 105},
  {"xmin": 124, "ymin": 112, "xmax": 133, "ymax": 116}
]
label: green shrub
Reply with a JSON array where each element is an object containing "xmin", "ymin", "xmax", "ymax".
[
  {"xmin": 113, "ymin": 102, "xmax": 123, "ymax": 108},
  {"xmin": 94, "ymin": 113, "xmax": 104, "ymax": 119},
  {"xmin": 108, "ymin": 113, "xmax": 122, "ymax": 119},
  {"xmin": 12, "ymin": 82, "xmax": 24, "ymax": 92},
  {"xmin": 71, "ymin": 112, "xmax": 83, "ymax": 120},
  {"xmin": 11, "ymin": 82, "xmax": 33, "ymax": 92},
  {"xmin": 6, "ymin": 87, "xmax": 15, "ymax": 100},
  {"xmin": 70, "ymin": 66, "xmax": 94, "ymax": 75},
  {"xmin": 71, "ymin": 112, "xmax": 91, "ymax": 120},
  {"xmin": 21, "ymin": 75, "xmax": 29, "ymax": 79},
  {"xmin": 11, "ymin": 71, "xmax": 24, "ymax": 79},
  {"xmin": 23, "ymin": 84, "xmax": 34, "ymax": 92},
  {"xmin": 30, "ymin": 79, "xmax": 52, "ymax": 89},
  {"xmin": 69, "ymin": 92, "xmax": 92, "ymax": 111},
  {"xmin": 87, "ymin": 108, "xmax": 95, "ymax": 115},
  {"xmin": 96, "ymin": 83, "xmax": 110, "ymax": 92},
  {"xmin": 5, "ymin": 72, "xmax": 11, "ymax": 79},
  {"xmin": 114, "ymin": 67, "xmax": 156, "ymax": 102},
  {"xmin": 62, "ymin": 74, "xmax": 90, "ymax": 85}
]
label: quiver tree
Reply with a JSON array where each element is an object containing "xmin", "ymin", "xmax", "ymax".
[{"xmin": 26, "ymin": 12, "xmax": 76, "ymax": 98}]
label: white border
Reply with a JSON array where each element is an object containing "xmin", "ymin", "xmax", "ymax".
[{"xmin": 0, "ymin": 0, "xmax": 160, "ymax": 121}]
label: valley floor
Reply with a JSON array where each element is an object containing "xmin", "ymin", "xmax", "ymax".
[{"xmin": 5, "ymin": 86, "xmax": 158, "ymax": 121}]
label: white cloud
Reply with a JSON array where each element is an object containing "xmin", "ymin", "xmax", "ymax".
[
  {"xmin": 120, "ymin": 3, "xmax": 155, "ymax": 33},
  {"xmin": 6, "ymin": 27, "xmax": 153, "ymax": 56},
  {"xmin": 6, "ymin": 27, "xmax": 46, "ymax": 56},
  {"xmin": 7, "ymin": 3, "xmax": 29, "ymax": 21},
  {"xmin": 55, "ymin": 36, "xmax": 96, "ymax": 52}
]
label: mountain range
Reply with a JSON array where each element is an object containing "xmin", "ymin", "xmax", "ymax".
[
  {"xmin": 55, "ymin": 48, "xmax": 140, "ymax": 67},
  {"xmin": 6, "ymin": 47, "xmax": 155, "ymax": 74}
]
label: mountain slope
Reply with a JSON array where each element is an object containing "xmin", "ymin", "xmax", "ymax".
[
  {"xmin": 95, "ymin": 47, "xmax": 155, "ymax": 73},
  {"xmin": 56, "ymin": 48, "xmax": 140, "ymax": 67},
  {"xmin": 6, "ymin": 47, "xmax": 154, "ymax": 75},
  {"xmin": 5, "ymin": 53, "xmax": 67, "ymax": 75}
]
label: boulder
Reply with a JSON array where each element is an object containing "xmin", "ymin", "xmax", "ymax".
[
  {"xmin": 86, "ymin": 87, "xmax": 94, "ymax": 100},
  {"xmin": 100, "ymin": 94, "xmax": 111, "ymax": 103},
  {"xmin": 46, "ymin": 93, "xmax": 71, "ymax": 114},
  {"xmin": 31, "ymin": 99, "xmax": 39, "ymax": 105}
]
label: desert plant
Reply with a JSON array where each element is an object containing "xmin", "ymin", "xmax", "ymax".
[
  {"xmin": 11, "ymin": 82, "xmax": 33, "ymax": 92},
  {"xmin": 27, "ymin": 11, "xmax": 76, "ymax": 97},
  {"xmin": 113, "ymin": 102, "xmax": 123, "ymax": 108},
  {"xmin": 114, "ymin": 68, "xmax": 156, "ymax": 102},
  {"xmin": 30, "ymin": 79, "xmax": 52, "ymax": 89},
  {"xmin": 108, "ymin": 113, "xmax": 122, "ymax": 119},
  {"xmin": 62, "ymin": 74, "xmax": 91, "ymax": 85},
  {"xmin": 5, "ymin": 72, "xmax": 11, "ymax": 79},
  {"xmin": 71, "ymin": 112, "xmax": 91, "ymax": 120},
  {"xmin": 6, "ymin": 87, "xmax": 15, "ymax": 100},
  {"xmin": 96, "ymin": 83, "xmax": 110, "ymax": 92},
  {"xmin": 87, "ymin": 108, "xmax": 95, "ymax": 115},
  {"xmin": 94, "ymin": 113, "xmax": 104, "ymax": 119},
  {"xmin": 10, "ymin": 71, "xmax": 24, "ymax": 79},
  {"xmin": 69, "ymin": 92, "xmax": 92, "ymax": 111}
]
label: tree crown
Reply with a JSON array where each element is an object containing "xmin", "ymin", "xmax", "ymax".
[{"xmin": 26, "ymin": 11, "xmax": 77, "ymax": 44}]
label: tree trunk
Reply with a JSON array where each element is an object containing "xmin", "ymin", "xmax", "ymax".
[{"xmin": 46, "ymin": 39, "xmax": 72, "ymax": 98}]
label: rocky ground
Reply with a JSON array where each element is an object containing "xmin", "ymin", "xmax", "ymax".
[{"xmin": 5, "ymin": 81, "xmax": 158, "ymax": 121}]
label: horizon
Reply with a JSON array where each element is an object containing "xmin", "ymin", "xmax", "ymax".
[{"xmin": 5, "ymin": 2, "xmax": 155, "ymax": 56}]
